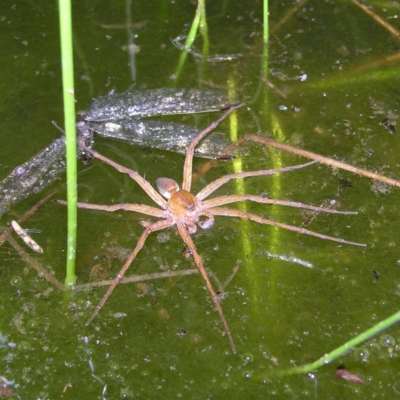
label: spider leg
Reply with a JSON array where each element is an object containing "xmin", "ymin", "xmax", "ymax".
[
  {"xmin": 176, "ymin": 221, "xmax": 237, "ymax": 354},
  {"xmin": 182, "ymin": 104, "xmax": 242, "ymax": 193},
  {"xmin": 209, "ymin": 207, "xmax": 366, "ymax": 247},
  {"xmin": 86, "ymin": 218, "xmax": 172, "ymax": 325},
  {"xmin": 56, "ymin": 200, "xmax": 164, "ymax": 218},
  {"xmin": 196, "ymin": 160, "xmax": 317, "ymax": 200},
  {"xmin": 224, "ymin": 134, "xmax": 400, "ymax": 189},
  {"xmin": 197, "ymin": 211, "xmax": 215, "ymax": 229},
  {"xmin": 81, "ymin": 143, "xmax": 165, "ymax": 207},
  {"xmin": 203, "ymin": 194, "xmax": 357, "ymax": 215}
]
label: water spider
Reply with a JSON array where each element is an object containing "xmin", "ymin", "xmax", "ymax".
[{"xmin": 58, "ymin": 104, "xmax": 365, "ymax": 353}]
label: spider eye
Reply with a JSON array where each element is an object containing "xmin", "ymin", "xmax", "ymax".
[{"xmin": 186, "ymin": 204, "xmax": 195, "ymax": 211}]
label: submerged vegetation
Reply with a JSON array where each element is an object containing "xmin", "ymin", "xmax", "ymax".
[{"xmin": 1, "ymin": 0, "xmax": 400, "ymax": 397}]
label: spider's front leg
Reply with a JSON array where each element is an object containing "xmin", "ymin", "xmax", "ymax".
[
  {"xmin": 181, "ymin": 104, "xmax": 243, "ymax": 193},
  {"xmin": 80, "ymin": 142, "xmax": 165, "ymax": 207},
  {"xmin": 197, "ymin": 211, "xmax": 214, "ymax": 230},
  {"xmin": 56, "ymin": 200, "xmax": 164, "ymax": 218}
]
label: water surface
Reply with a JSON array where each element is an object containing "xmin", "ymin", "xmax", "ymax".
[{"xmin": 1, "ymin": 1, "xmax": 400, "ymax": 398}]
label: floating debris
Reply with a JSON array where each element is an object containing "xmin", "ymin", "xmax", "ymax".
[
  {"xmin": 11, "ymin": 220, "xmax": 43, "ymax": 254},
  {"xmin": 380, "ymin": 117, "xmax": 395, "ymax": 135},
  {"xmin": 0, "ymin": 88, "xmax": 237, "ymax": 214},
  {"xmin": 335, "ymin": 365, "xmax": 365, "ymax": 384}
]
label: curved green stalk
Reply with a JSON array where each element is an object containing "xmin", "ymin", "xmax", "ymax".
[
  {"xmin": 58, "ymin": 0, "xmax": 77, "ymax": 286},
  {"xmin": 280, "ymin": 309, "xmax": 400, "ymax": 376},
  {"xmin": 174, "ymin": 0, "xmax": 209, "ymax": 81}
]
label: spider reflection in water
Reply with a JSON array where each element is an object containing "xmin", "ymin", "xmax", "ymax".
[{"xmin": 58, "ymin": 105, "xmax": 365, "ymax": 353}]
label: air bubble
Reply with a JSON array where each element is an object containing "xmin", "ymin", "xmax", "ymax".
[
  {"xmin": 10, "ymin": 276, "xmax": 22, "ymax": 286},
  {"xmin": 157, "ymin": 232, "xmax": 170, "ymax": 243},
  {"xmin": 19, "ymin": 341, "xmax": 33, "ymax": 351},
  {"xmin": 242, "ymin": 371, "xmax": 252, "ymax": 379},
  {"xmin": 22, "ymin": 374, "xmax": 33, "ymax": 384},
  {"xmin": 284, "ymin": 384, "xmax": 293, "ymax": 396},
  {"xmin": 393, "ymin": 379, "xmax": 400, "ymax": 394},
  {"xmin": 261, "ymin": 350, "xmax": 270, "ymax": 360},
  {"xmin": 367, "ymin": 341, "xmax": 380, "ymax": 354},
  {"xmin": 379, "ymin": 335, "xmax": 395, "ymax": 347},
  {"xmin": 354, "ymin": 348, "xmax": 369, "ymax": 363},
  {"xmin": 109, "ymin": 360, "xmax": 120, "ymax": 371},
  {"xmin": 27, "ymin": 318, "xmax": 40, "ymax": 329},
  {"xmin": 120, "ymin": 387, "xmax": 134, "ymax": 398},
  {"xmin": 241, "ymin": 352, "xmax": 254, "ymax": 365},
  {"xmin": 108, "ymin": 369, "xmax": 119, "ymax": 379}
]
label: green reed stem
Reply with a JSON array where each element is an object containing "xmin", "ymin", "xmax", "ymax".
[
  {"xmin": 58, "ymin": 0, "xmax": 77, "ymax": 286},
  {"xmin": 281, "ymin": 309, "xmax": 400, "ymax": 375},
  {"xmin": 263, "ymin": 0, "xmax": 269, "ymax": 44},
  {"xmin": 174, "ymin": 0, "xmax": 208, "ymax": 81},
  {"xmin": 263, "ymin": 0, "xmax": 269, "ymax": 78},
  {"xmin": 198, "ymin": 0, "xmax": 209, "ymax": 56}
]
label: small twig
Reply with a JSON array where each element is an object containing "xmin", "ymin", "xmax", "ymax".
[
  {"xmin": 351, "ymin": 0, "xmax": 400, "ymax": 40},
  {"xmin": 0, "ymin": 190, "xmax": 58, "ymax": 245},
  {"xmin": 231, "ymin": 135, "xmax": 400, "ymax": 188},
  {"xmin": 352, "ymin": 51, "xmax": 400, "ymax": 73},
  {"xmin": 91, "ymin": 19, "xmax": 149, "ymax": 30},
  {"xmin": 11, "ymin": 220, "xmax": 43, "ymax": 254},
  {"xmin": 74, "ymin": 269, "xmax": 199, "ymax": 290},
  {"xmin": 5, "ymin": 234, "xmax": 65, "ymax": 292},
  {"xmin": 221, "ymin": 263, "xmax": 240, "ymax": 290},
  {"xmin": 270, "ymin": 0, "xmax": 309, "ymax": 35},
  {"xmin": 207, "ymin": 263, "xmax": 240, "ymax": 295},
  {"xmin": 262, "ymin": 77, "xmax": 287, "ymax": 99}
]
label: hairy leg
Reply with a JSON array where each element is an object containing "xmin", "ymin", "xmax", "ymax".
[
  {"xmin": 86, "ymin": 219, "xmax": 172, "ymax": 324},
  {"xmin": 176, "ymin": 221, "xmax": 237, "ymax": 354},
  {"xmin": 196, "ymin": 161, "xmax": 317, "ymax": 200},
  {"xmin": 56, "ymin": 199, "xmax": 164, "ymax": 218},
  {"xmin": 182, "ymin": 104, "xmax": 242, "ymax": 193},
  {"xmin": 81, "ymin": 143, "xmax": 165, "ymax": 207},
  {"xmin": 203, "ymin": 194, "xmax": 357, "ymax": 215},
  {"xmin": 209, "ymin": 207, "xmax": 366, "ymax": 247}
]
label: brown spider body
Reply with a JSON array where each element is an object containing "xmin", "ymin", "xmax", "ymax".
[
  {"xmin": 157, "ymin": 177, "xmax": 214, "ymax": 232},
  {"xmin": 168, "ymin": 190, "xmax": 198, "ymax": 215},
  {"xmin": 58, "ymin": 104, "xmax": 365, "ymax": 354}
]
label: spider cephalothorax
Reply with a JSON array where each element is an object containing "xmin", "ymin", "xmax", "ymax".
[
  {"xmin": 58, "ymin": 104, "xmax": 365, "ymax": 353},
  {"xmin": 157, "ymin": 177, "xmax": 214, "ymax": 232}
]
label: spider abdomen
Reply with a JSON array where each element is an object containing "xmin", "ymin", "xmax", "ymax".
[{"xmin": 156, "ymin": 177, "xmax": 179, "ymax": 199}]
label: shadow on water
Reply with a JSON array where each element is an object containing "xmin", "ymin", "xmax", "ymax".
[{"xmin": 1, "ymin": 0, "xmax": 400, "ymax": 398}]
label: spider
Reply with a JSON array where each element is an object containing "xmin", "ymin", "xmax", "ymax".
[{"xmin": 58, "ymin": 104, "xmax": 365, "ymax": 353}]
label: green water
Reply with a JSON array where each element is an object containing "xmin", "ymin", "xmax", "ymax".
[{"xmin": 1, "ymin": 0, "xmax": 400, "ymax": 398}]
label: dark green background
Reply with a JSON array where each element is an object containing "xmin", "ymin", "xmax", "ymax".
[{"xmin": 1, "ymin": 1, "xmax": 400, "ymax": 398}]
